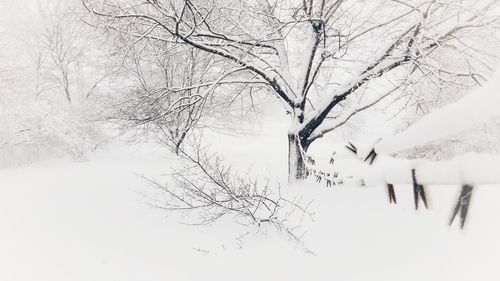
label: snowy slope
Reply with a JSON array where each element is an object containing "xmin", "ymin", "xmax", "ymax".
[
  {"xmin": 2, "ymin": 113, "xmax": 500, "ymax": 281},
  {"xmin": 376, "ymin": 70, "xmax": 500, "ymax": 155}
]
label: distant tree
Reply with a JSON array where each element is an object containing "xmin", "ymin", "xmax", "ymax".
[
  {"xmin": 36, "ymin": 2, "xmax": 85, "ymax": 103},
  {"xmin": 83, "ymin": 0, "xmax": 500, "ymax": 181},
  {"xmin": 0, "ymin": 1, "xmax": 110, "ymax": 168},
  {"xmin": 36, "ymin": 1, "xmax": 112, "ymax": 104}
]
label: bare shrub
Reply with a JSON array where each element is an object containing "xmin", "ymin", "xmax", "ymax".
[{"xmin": 143, "ymin": 139, "xmax": 314, "ymax": 244}]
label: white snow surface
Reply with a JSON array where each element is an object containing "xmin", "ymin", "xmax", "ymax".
[{"xmin": 2, "ymin": 113, "xmax": 500, "ymax": 281}]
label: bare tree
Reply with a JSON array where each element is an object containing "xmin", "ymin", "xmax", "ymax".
[
  {"xmin": 83, "ymin": 0, "xmax": 500, "ymax": 181},
  {"xmin": 36, "ymin": 2, "xmax": 86, "ymax": 103},
  {"xmin": 36, "ymin": 1, "xmax": 113, "ymax": 105},
  {"xmin": 107, "ymin": 36, "xmax": 256, "ymax": 154}
]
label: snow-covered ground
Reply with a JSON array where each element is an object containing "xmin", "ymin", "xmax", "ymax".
[
  {"xmin": 2, "ymin": 1, "xmax": 500, "ymax": 279},
  {"xmin": 2, "ymin": 113, "xmax": 500, "ymax": 281}
]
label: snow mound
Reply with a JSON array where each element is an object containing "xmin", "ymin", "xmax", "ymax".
[{"xmin": 376, "ymin": 71, "xmax": 500, "ymax": 155}]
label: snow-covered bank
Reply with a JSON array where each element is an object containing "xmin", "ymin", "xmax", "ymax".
[
  {"xmin": 2, "ymin": 134, "xmax": 500, "ymax": 281},
  {"xmin": 376, "ymin": 70, "xmax": 500, "ymax": 155}
]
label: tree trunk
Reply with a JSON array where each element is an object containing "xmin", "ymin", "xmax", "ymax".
[
  {"xmin": 63, "ymin": 72, "xmax": 72, "ymax": 104},
  {"xmin": 288, "ymin": 133, "xmax": 307, "ymax": 182},
  {"xmin": 174, "ymin": 130, "xmax": 188, "ymax": 155}
]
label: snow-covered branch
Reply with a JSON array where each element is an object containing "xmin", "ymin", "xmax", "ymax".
[{"xmin": 308, "ymin": 83, "xmax": 402, "ymax": 143}]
